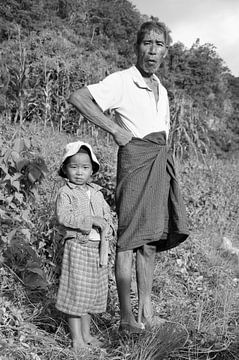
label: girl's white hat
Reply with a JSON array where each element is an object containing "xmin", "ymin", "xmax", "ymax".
[{"xmin": 59, "ymin": 141, "xmax": 100, "ymax": 177}]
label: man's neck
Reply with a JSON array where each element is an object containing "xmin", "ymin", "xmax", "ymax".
[{"xmin": 136, "ymin": 64, "xmax": 154, "ymax": 79}]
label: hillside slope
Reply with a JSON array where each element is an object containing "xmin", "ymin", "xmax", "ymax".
[{"xmin": 0, "ymin": 118, "xmax": 238, "ymax": 359}]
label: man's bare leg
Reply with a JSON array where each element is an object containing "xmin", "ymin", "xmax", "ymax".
[
  {"xmin": 136, "ymin": 244, "xmax": 156, "ymax": 328},
  {"xmin": 81, "ymin": 314, "xmax": 103, "ymax": 347},
  {"xmin": 115, "ymin": 249, "xmax": 142, "ymax": 329}
]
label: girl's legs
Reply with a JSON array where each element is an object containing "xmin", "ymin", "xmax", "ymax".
[
  {"xmin": 81, "ymin": 314, "xmax": 92, "ymax": 343},
  {"xmin": 68, "ymin": 316, "xmax": 85, "ymax": 350}
]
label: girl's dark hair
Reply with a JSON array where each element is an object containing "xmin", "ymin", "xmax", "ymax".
[
  {"xmin": 58, "ymin": 146, "xmax": 98, "ymax": 178},
  {"xmin": 136, "ymin": 21, "xmax": 172, "ymax": 47}
]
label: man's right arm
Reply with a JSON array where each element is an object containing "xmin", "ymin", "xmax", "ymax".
[{"xmin": 68, "ymin": 87, "xmax": 132, "ymax": 146}]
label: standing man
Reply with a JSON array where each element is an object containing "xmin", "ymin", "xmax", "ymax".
[{"xmin": 68, "ymin": 21, "xmax": 189, "ymax": 334}]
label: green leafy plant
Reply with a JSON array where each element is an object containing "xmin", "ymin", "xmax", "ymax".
[{"xmin": 0, "ymin": 135, "xmax": 49, "ymax": 289}]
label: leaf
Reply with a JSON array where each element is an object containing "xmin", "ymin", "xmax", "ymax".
[
  {"xmin": 0, "ymin": 208, "xmax": 9, "ymax": 219},
  {"xmin": 12, "ymin": 180, "xmax": 20, "ymax": 191},
  {"xmin": 14, "ymin": 191, "xmax": 24, "ymax": 203},
  {"xmin": 0, "ymin": 163, "xmax": 9, "ymax": 175},
  {"xmin": 26, "ymin": 158, "xmax": 48, "ymax": 184},
  {"xmin": 15, "ymin": 159, "xmax": 30, "ymax": 172},
  {"xmin": 2, "ymin": 173, "xmax": 11, "ymax": 182},
  {"xmin": 21, "ymin": 209, "xmax": 34, "ymax": 225},
  {"xmin": 0, "ymin": 253, "xmax": 5, "ymax": 265},
  {"xmin": 27, "ymin": 166, "xmax": 43, "ymax": 183},
  {"xmin": 2, "ymin": 149, "xmax": 12, "ymax": 165},
  {"xmin": 0, "ymin": 339, "xmax": 7, "ymax": 350},
  {"xmin": 30, "ymin": 354, "xmax": 41, "ymax": 360},
  {"xmin": 20, "ymin": 228, "xmax": 31, "ymax": 242},
  {"xmin": 23, "ymin": 138, "xmax": 31, "ymax": 149},
  {"xmin": 13, "ymin": 138, "xmax": 25, "ymax": 154},
  {"xmin": 10, "ymin": 150, "xmax": 21, "ymax": 163},
  {"xmin": 7, "ymin": 229, "xmax": 17, "ymax": 244},
  {"xmin": 1, "ymin": 236, "xmax": 8, "ymax": 244},
  {"xmin": 11, "ymin": 172, "xmax": 23, "ymax": 181},
  {"xmin": 38, "ymin": 241, "xmax": 46, "ymax": 249},
  {"xmin": 6, "ymin": 195, "xmax": 14, "ymax": 203},
  {"xmin": 9, "ymin": 201, "xmax": 17, "ymax": 210},
  {"xmin": 21, "ymin": 342, "xmax": 30, "ymax": 348},
  {"xmin": 27, "ymin": 266, "xmax": 45, "ymax": 277},
  {"xmin": 23, "ymin": 272, "xmax": 48, "ymax": 290},
  {"xmin": 30, "ymin": 187, "xmax": 40, "ymax": 201}
]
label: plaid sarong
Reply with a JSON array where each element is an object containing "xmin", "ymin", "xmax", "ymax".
[
  {"xmin": 56, "ymin": 239, "xmax": 108, "ymax": 316},
  {"xmin": 116, "ymin": 131, "xmax": 189, "ymax": 252}
]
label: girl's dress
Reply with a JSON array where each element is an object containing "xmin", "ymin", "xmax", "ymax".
[{"xmin": 55, "ymin": 181, "xmax": 113, "ymax": 316}]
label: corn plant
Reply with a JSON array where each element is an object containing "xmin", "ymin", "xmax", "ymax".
[{"xmin": 169, "ymin": 91, "xmax": 210, "ymax": 159}]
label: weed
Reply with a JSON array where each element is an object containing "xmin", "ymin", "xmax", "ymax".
[{"xmin": 0, "ymin": 117, "xmax": 239, "ymax": 359}]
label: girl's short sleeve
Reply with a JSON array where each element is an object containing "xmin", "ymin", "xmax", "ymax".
[{"xmin": 87, "ymin": 72, "xmax": 123, "ymax": 112}]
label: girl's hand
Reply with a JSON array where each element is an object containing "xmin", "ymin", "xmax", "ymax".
[{"xmin": 92, "ymin": 216, "xmax": 106, "ymax": 231}]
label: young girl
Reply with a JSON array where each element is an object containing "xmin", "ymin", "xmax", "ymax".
[{"xmin": 55, "ymin": 140, "xmax": 113, "ymax": 351}]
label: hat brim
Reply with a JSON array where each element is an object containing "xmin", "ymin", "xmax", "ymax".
[{"xmin": 58, "ymin": 141, "xmax": 100, "ymax": 177}]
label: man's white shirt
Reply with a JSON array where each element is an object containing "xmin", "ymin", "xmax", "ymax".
[{"xmin": 87, "ymin": 66, "xmax": 170, "ymax": 139}]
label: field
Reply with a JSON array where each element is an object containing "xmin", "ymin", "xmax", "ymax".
[{"xmin": 0, "ymin": 117, "xmax": 239, "ymax": 360}]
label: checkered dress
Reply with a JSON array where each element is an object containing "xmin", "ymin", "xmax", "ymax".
[{"xmin": 56, "ymin": 238, "xmax": 108, "ymax": 315}]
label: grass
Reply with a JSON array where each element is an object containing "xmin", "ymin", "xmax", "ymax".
[{"xmin": 0, "ymin": 117, "xmax": 239, "ymax": 359}]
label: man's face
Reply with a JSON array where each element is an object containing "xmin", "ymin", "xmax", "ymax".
[{"xmin": 136, "ymin": 30, "xmax": 168, "ymax": 75}]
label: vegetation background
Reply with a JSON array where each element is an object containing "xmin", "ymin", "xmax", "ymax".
[{"xmin": 0, "ymin": 0, "xmax": 239, "ymax": 359}]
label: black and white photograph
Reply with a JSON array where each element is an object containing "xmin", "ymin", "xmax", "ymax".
[{"xmin": 0, "ymin": 0, "xmax": 238, "ymax": 359}]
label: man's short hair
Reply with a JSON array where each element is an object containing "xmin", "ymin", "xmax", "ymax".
[{"xmin": 136, "ymin": 21, "xmax": 172, "ymax": 48}]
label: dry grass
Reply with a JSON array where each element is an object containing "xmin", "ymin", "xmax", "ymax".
[{"xmin": 0, "ymin": 118, "xmax": 239, "ymax": 359}]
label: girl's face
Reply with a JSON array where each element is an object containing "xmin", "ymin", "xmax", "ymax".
[{"xmin": 64, "ymin": 152, "xmax": 93, "ymax": 186}]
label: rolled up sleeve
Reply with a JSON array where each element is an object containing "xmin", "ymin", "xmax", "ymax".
[{"xmin": 87, "ymin": 72, "xmax": 123, "ymax": 112}]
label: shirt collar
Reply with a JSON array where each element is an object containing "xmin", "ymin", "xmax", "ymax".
[
  {"xmin": 65, "ymin": 179, "xmax": 94, "ymax": 190},
  {"xmin": 131, "ymin": 65, "xmax": 160, "ymax": 90},
  {"xmin": 65, "ymin": 179, "xmax": 102, "ymax": 192}
]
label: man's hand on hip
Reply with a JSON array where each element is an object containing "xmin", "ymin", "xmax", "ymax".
[{"xmin": 113, "ymin": 128, "xmax": 133, "ymax": 146}]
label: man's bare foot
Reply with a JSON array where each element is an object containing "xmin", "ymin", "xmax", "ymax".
[
  {"xmin": 84, "ymin": 336, "xmax": 104, "ymax": 347},
  {"xmin": 119, "ymin": 321, "xmax": 145, "ymax": 334},
  {"xmin": 143, "ymin": 316, "xmax": 167, "ymax": 330},
  {"xmin": 72, "ymin": 339, "xmax": 89, "ymax": 352}
]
